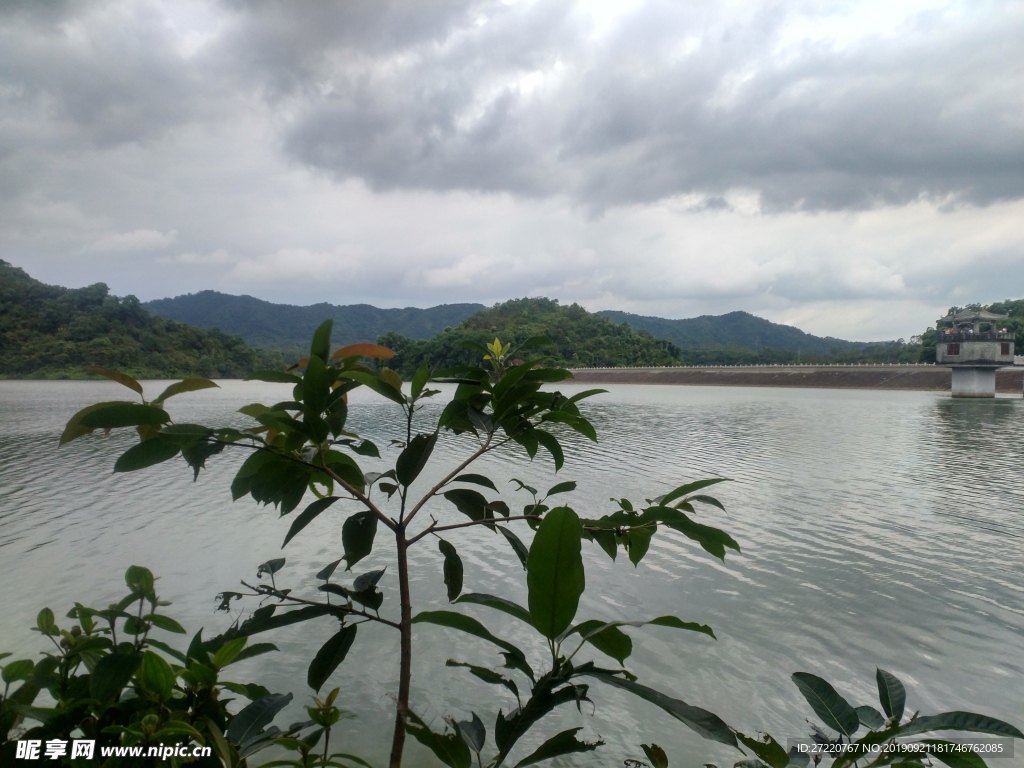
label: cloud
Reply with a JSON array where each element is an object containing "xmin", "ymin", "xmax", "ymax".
[{"xmin": 81, "ymin": 229, "xmax": 178, "ymax": 253}]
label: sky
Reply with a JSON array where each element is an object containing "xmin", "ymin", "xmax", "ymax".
[{"xmin": 1, "ymin": 0, "xmax": 1022, "ymax": 342}]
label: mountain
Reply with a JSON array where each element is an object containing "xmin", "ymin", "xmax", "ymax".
[
  {"xmin": 0, "ymin": 261, "xmax": 281, "ymax": 378},
  {"xmin": 144, "ymin": 291, "xmax": 484, "ymax": 351},
  {"xmin": 379, "ymin": 297, "xmax": 681, "ymax": 375},
  {"xmin": 596, "ymin": 309, "xmax": 867, "ymax": 355}
]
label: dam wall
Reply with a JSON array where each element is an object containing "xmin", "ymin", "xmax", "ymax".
[{"xmin": 569, "ymin": 364, "xmax": 1024, "ymax": 393}]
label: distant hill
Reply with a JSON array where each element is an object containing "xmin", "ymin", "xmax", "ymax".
[
  {"xmin": 596, "ymin": 309, "xmax": 867, "ymax": 355},
  {"xmin": 379, "ymin": 297, "xmax": 681, "ymax": 375},
  {"xmin": 144, "ymin": 291, "xmax": 484, "ymax": 352},
  {"xmin": 0, "ymin": 261, "xmax": 281, "ymax": 378}
]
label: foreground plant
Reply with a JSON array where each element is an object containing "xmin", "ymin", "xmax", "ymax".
[
  {"xmin": 57, "ymin": 326, "xmax": 754, "ymax": 766},
  {"xmin": 0, "ymin": 566, "xmax": 366, "ymax": 767},
  {"xmin": 54, "ymin": 325, "xmax": 1021, "ymax": 767}
]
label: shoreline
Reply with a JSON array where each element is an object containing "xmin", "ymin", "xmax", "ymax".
[{"xmin": 570, "ymin": 364, "xmax": 1024, "ymax": 393}]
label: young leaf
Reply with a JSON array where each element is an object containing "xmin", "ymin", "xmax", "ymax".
[
  {"xmin": 137, "ymin": 651, "xmax": 176, "ymax": 700},
  {"xmin": 310, "ymin": 319, "xmax": 333, "ymax": 362},
  {"xmin": 527, "ymin": 506, "xmax": 585, "ymax": 639},
  {"xmin": 659, "ymin": 478, "xmax": 729, "ymax": 507},
  {"xmin": 331, "ymin": 343, "xmax": 396, "ymax": 360},
  {"xmin": 307, "ymin": 625, "xmax": 358, "ymax": 693},
  {"xmin": 546, "ymin": 481, "xmax": 577, "ymax": 497}
]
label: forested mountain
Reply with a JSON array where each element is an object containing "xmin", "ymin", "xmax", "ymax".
[
  {"xmin": 144, "ymin": 291, "xmax": 484, "ymax": 352},
  {"xmin": 378, "ymin": 297, "xmax": 681, "ymax": 375},
  {"xmin": 597, "ymin": 309, "xmax": 867, "ymax": 354},
  {"xmin": 0, "ymin": 261, "xmax": 281, "ymax": 378}
]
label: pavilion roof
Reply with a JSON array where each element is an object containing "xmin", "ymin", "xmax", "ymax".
[{"xmin": 938, "ymin": 309, "xmax": 1007, "ymax": 324}]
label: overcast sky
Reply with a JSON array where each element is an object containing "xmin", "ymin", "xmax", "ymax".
[{"xmin": 2, "ymin": 0, "xmax": 1022, "ymax": 341}]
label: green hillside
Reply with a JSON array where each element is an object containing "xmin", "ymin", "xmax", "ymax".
[
  {"xmin": 378, "ymin": 297, "xmax": 682, "ymax": 375},
  {"xmin": 0, "ymin": 261, "xmax": 281, "ymax": 378},
  {"xmin": 144, "ymin": 291, "xmax": 484, "ymax": 352},
  {"xmin": 597, "ymin": 309, "xmax": 867, "ymax": 354}
]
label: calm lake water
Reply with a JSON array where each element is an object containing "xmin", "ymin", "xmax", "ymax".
[{"xmin": 1, "ymin": 381, "xmax": 1022, "ymax": 767}]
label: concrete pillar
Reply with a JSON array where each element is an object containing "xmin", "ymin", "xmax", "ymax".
[{"xmin": 951, "ymin": 367, "xmax": 996, "ymax": 398}]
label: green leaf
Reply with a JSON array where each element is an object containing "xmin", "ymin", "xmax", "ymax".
[
  {"xmin": 310, "ymin": 319, "xmax": 333, "ymax": 362},
  {"xmin": 898, "ymin": 712, "xmax": 1024, "ymax": 739},
  {"xmin": 856, "ymin": 705, "xmax": 886, "ymax": 731},
  {"xmin": 660, "ymin": 478, "xmax": 728, "ymax": 507},
  {"xmin": 1, "ymin": 659, "xmax": 34, "ymax": 684},
  {"xmin": 307, "ymin": 625, "xmax": 358, "ymax": 693},
  {"xmin": 453, "ymin": 473, "xmax": 498, "ymax": 491},
  {"xmin": 342, "ymin": 511, "xmax": 378, "ymax": 570},
  {"xmin": 411, "ymin": 362, "xmax": 430, "ymax": 400},
  {"xmin": 439, "ymin": 539, "xmax": 464, "ymax": 602},
  {"xmin": 153, "ymin": 378, "xmax": 219, "ymax": 404},
  {"xmin": 145, "ymin": 614, "xmax": 187, "ymax": 634},
  {"xmin": 447, "ymin": 661, "xmax": 520, "ymax": 699},
  {"xmin": 213, "ymin": 637, "xmax": 248, "ymax": 669},
  {"xmin": 406, "ymin": 710, "xmax": 472, "ymax": 768},
  {"xmin": 246, "ymin": 370, "xmax": 302, "ymax": 384},
  {"xmin": 396, "ymin": 432, "xmax": 438, "ymax": 487},
  {"xmin": 226, "ymin": 692, "xmax": 294, "ymax": 745},
  {"xmin": 641, "ymin": 744, "xmax": 669, "ymax": 768},
  {"xmin": 35, "ymin": 607, "xmax": 57, "ymax": 636},
  {"xmin": 582, "ymin": 670, "xmax": 737, "ymax": 747},
  {"xmin": 284, "ymin": 497, "xmax": 340, "ymax": 548},
  {"xmin": 527, "ymin": 506, "xmax": 585, "ymax": 639},
  {"xmin": 86, "ymin": 367, "xmax": 144, "ymax": 395},
  {"xmin": 546, "ymin": 481, "xmax": 576, "ymax": 497},
  {"xmin": 411, "ymin": 611, "xmax": 529, "ymax": 669},
  {"xmin": 792, "ymin": 672, "xmax": 860, "ymax": 739},
  {"xmin": 91, "ymin": 651, "xmax": 141, "ymax": 706},
  {"xmin": 80, "ymin": 403, "xmax": 171, "ymax": 430},
  {"xmin": 137, "ymin": 650, "xmax": 176, "ymax": 699},
  {"xmin": 113, "ymin": 437, "xmax": 181, "ymax": 472},
  {"xmin": 454, "ymin": 593, "xmax": 532, "ymax": 624},
  {"xmin": 569, "ymin": 619, "xmax": 632, "ymax": 665},
  {"xmin": 533, "ymin": 429, "xmax": 564, "ymax": 471},
  {"xmin": 60, "ymin": 400, "xmax": 126, "ymax": 444},
  {"xmin": 497, "ymin": 526, "xmax": 529, "ymax": 569},
  {"xmin": 736, "ymin": 732, "xmax": 790, "ymax": 768},
  {"xmin": 457, "ymin": 712, "xmax": 486, "ymax": 754},
  {"xmin": 339, "ymin": 370, "xmax": 406, "ymax": 406},
  {"xmin": 513, "ymin": 727, "xmax": 603, "ymax": 767},
  {"xmin": 876, "ymin": 668, "xmax": 906, "ymax": 723},
  {"xmin": 443, "ymin": 488, "xmax": 490, "ymax": 523}
]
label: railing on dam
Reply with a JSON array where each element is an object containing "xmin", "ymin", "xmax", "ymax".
[{"xmin": 570, "ymin": 362, "xmax": 944, "ymax": 371}]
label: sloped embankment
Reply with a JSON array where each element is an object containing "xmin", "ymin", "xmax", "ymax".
[{"xmin": 570, "ymin": 365, "xmax": 1024, "ymax": 392}]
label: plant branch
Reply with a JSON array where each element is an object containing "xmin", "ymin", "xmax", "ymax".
[
  {"xmin": 239, "ymin": 581, "xmax": 401, "ymax": 630},
  {"xmin": 408, "ymin": 514, "xmax": 540, "ymax": 546},
  {"xmin": 403, "ymin": 434, "xmax": 494, "ymax": 527}
]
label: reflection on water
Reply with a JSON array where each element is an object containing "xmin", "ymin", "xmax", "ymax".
[{"xmin": 1, "ymin": 381, "xmax": 1022, "ymax": 767}]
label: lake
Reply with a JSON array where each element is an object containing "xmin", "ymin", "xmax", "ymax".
[{"xmin": 1, "ymin": 381, "xmax": 1022, "ymax": 767}]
